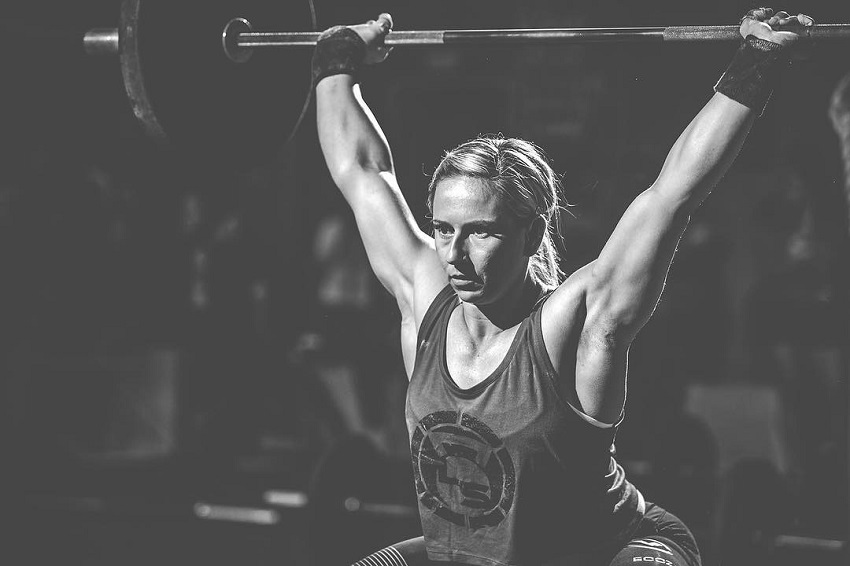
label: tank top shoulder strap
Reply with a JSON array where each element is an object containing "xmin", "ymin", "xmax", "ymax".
[
  {"xmin": 527, "ymin": 289, "xmax": 557, "ymax": 373},
  {"xmin": 416, "ymin": 284, "xmax": 457, "ymax": 346}
]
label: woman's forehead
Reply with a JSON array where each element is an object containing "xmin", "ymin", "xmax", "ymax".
[{"xmin": 432, "ymin": 176, "xmax": 507, "ymax": 217}]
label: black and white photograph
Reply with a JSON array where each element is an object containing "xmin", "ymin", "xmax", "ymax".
[{"xmin": 0, "ymin": 1, "xmax": 847, "ymax": 565}]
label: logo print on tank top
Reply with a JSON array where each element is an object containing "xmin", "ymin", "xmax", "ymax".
[{"xmin": 410, "ymin": 410, "xmax": 516, "ymax": 529}]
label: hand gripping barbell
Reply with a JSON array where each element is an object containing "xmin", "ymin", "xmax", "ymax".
[{"xmin": 83, "ymin": 0, "xmax": 850, "ymax": 170}]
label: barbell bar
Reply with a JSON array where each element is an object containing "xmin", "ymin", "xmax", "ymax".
[
  {"xmin": 223, "ymin": 21, "xmax": 850, "ymax": 63},
  {"xmin": 86, "ymin": 22, "xmax": 850, "ymax": 59},
  {"xmin": 234, "ymin": 23, "xmax": 850, "ymax": 46}
]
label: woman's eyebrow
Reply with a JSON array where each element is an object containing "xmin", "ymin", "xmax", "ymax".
[
  {"xmin": 430, "ymin": 219, "xmax": 500, "ymax": 229},
  {"xmin": 468, "ymin": 220, "xmax": 499, "ymax": 230}
]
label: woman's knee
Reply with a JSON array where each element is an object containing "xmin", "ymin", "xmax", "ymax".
[
  {"xmin": 607, "ymin": 537, "xmax": 698, "ymax": 566},
  {"xmin": 352, "ymin": 537, "xmax": 428, "ymax": 566}
]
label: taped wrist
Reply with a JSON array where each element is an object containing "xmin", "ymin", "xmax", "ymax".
[
  {"xmin": 312, "ymin": 26, "xmax": 367, "ymax": 87},
  {"xmin": 714, "ymin": 35, "xmax": 790, "ymax": 116}
]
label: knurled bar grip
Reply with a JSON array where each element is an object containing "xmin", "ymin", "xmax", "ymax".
[{"xmin": 238, "ymin": 24, "xmax": 850, "ymax": 47}]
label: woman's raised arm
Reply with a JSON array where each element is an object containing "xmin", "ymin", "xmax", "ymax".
[{"xmin": 315, "ymin": 15, "xmax": 445, "ymax": 313}]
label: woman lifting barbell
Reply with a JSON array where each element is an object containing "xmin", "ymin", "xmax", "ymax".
[{"xmin": 313, "ymin": 7, "xmax": 814, "ymax": 566}]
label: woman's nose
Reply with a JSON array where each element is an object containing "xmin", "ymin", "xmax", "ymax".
[{"xmin": 446, "ymin": 234, "xmax": 467, "ymax": 264}]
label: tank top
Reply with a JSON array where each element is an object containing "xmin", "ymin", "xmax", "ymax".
[{"xmin": 405, "ymin": 286, "xmax": 645, "ymax": 566}]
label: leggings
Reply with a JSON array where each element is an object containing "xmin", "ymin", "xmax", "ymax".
[{"xmin": 352, "ymin": 503, "xmax": 700, "ymax": 566}]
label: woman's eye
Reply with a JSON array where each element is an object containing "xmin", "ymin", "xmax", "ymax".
[{"xmin": 434, "ymin": 225, "xmax": 452, "ymax": 236}]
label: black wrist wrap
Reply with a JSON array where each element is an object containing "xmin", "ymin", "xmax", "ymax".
[
  {"xmin": 714, "ymin": 35, "xmax": 790, "ymax": 116},
  {"xmin": 312, "ymin": 26, "xmax": 367, "ymax": 87}
]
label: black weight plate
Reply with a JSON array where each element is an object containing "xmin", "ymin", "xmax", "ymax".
[{"xmin": 120, "ymin": 0, "xmax": 316, "ymax": 171}]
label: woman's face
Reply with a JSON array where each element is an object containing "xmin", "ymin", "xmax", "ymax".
[{"xmin": 431, "ymin": 176, "xmax": 531, "ymax": 305}]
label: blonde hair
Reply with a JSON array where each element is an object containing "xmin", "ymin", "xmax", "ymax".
[{"xmin": 427, "ymin": 136, "xmax": 565, "ymax": 290}]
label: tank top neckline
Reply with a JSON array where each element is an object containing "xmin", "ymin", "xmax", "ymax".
[{"xmin": 438, "ymin": 294, "xmax": 533, "ymax": 398}]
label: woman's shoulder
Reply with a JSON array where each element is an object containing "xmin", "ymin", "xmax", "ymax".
[{"xmin": 544, "ymin": 262, "xmax": 594, "ymax": 311}]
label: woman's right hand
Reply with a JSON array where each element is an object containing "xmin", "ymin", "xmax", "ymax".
[{"xmin": 348, "ymin": 13, "xmax": 394, "ymax": 64}]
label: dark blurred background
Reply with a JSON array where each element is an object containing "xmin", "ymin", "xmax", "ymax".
[{"xmin": 0, "ymin": 1, "xmax": 848, "ymax": 565}]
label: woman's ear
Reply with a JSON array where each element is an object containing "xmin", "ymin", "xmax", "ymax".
[{"xmin": 524, "ymin": 217, "xmax": 546, "ymax": 256}]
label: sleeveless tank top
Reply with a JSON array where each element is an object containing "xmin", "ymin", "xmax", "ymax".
[{"xmin": 405, "ymin": 286, "xmax": 646, "ymax": 566}]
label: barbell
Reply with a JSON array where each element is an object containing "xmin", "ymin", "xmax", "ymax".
[{"xmin": 83, "ymin": 0, "xmax": 850, "ymax": 170}]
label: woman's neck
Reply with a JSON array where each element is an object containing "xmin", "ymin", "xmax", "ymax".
[{"xmin": 458, "ymin": 276, "xmax": 543, "ymax": 341}]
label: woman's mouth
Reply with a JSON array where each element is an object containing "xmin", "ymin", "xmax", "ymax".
[{"xmin": 450, "ymin": 275, "xmax": 480, "ymax": 289}]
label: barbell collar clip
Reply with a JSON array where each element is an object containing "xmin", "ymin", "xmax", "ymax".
[{"xmin": 223, "ymin": 18, "xmax": 255, "ymax": 63}]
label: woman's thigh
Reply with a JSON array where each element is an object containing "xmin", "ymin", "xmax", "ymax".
[{"xmin": 352, "ymin": 504, "xmax": 701, "ymax": 566}]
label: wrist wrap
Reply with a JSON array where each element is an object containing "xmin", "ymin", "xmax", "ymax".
[
  {"xmin": 714, "ymin": 35, "xmax": 790, "ymax": 116},
  {"xmin": 312, "ymin": 26, "xmax": 367, "ymax": 87}
]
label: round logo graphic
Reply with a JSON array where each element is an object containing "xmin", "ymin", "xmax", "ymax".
[{"xmin": 410, "ymin": 410, "xmax": 515, "ymax": 529}]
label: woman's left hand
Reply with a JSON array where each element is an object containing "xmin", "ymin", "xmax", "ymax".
[{"xmin": 740, "ymin": 7, "xmax": 814, "ymax": 51}]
